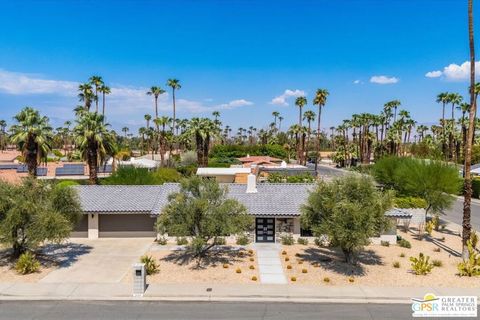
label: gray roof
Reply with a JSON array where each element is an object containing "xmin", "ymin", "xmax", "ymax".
[
  {"xmin": 74, "ymin": 185, "xmax": 164, "ymax": 213},
  {"xmin": 75, "ymin": 183, "xmax": 316, "ymax": 216},
  {"xmin": 385, "ymin": 208, "xmax": 414, "ymax": 218}
]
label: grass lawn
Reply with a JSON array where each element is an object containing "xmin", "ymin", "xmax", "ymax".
[{"xmin": 280, "ymin": 227, "xmax": 480, "ymax": 287}]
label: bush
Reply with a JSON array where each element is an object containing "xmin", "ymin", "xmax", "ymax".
[
  {"xmin": 425, "ymin": 221, "xmax": 434, "ymax": 235},
  {"xmin": 156, "ymin": 236, "xmax": 167, "ymax": 245},
  {"xmin": 214, "ymin": 237, "xmax": 226, "ymax": 245},
  {"xmin": 323, "ymin": 277, "xmax": 330, "ymax": 283},
  {"xmin": 314, "ymin": 237, "xmax": 323, "ymax": 247},
  {"xmin": 472, "ymin": 178, "xmax": 480, "ymax": 199},
  {"xmin": 151, "ymin": 168, "xmax": 182, "ymax": 184},
  {"xmin": 290, "ymin": 276, "xmax": 297, "ymax": 282},
  {"xmin": 236, "ymin": 234, "xmax": 250, "ymax": 246},
  {"xmin": 380, "ymin": 241, "xmax": 390, "ymax": 247},
  {"xmin": 301, "ymin": 268, "xmax": 307, "ymax": 273},
  {"xmin": 287, "ymin": 265, "xmax": 292, "ymax": 269},
  {"xmin": 348, "ymin": 276, "xmax": 355, "ymax": 283},
  {"xmin": 393, "ymin": 261, "xmax": 400, "ymax": 268},
  {"xmin": 457, "ymin": 240, "xmax": 480, "ymax": 276},
  {"xmin": 236, "ymin": 268, "xmax": 242, "ymax": 274},
  {"xmin": 249, "ymin": 265, "xmax": 255, "ymax": 270},
  {"xmin": 470, "ymin": 230, "xmax": 478, "ymax": 249},
  {"xmin": 251, "ymin": 276, "xmax": 257, "ymax": 281},
  {"xmin": 55, "ymin": 180, "xmax": 80, "ymax": 189},
  {"xmin": 223, "ymin": 264, "xmax": 229, "ymax": 269},
  {"xmin": 180, "ymin": 151, "xmax": 198, "ymax": 166},
  {"xmin": 209, "ymin": 144, "xmax": 287, "ymax": 160},
  {"xmin": 140, "ymin": 255, "xmax": 159, "ymax": 275},
  {"xmin": 410, "ymin": 253, "xmax": 434, "ymax": 275},
  {"xmin": 398, "ymin": 239, "xmax": 412, "ymax": 249},
  {"xmin": 394, "ymin": 196, "xmax": 427, "ymax": 209},
  {"xmin": 15, "ymin": 252, "xmax": 40, "ymax": 275},
  {"xmin": 433, "ymin": 247, "xmax": 441, "ymax": 252},
  {"xmin": 400, "ymin": 253, "xmax": 405, "ymax": 258},
  {"xmin": 249, "ymin": 257, "xmax": 254, "ymax": 262},
  {"xmin": 432, "ymin": 259, "xmax": 443, "ymax": 267},
  {"xmin": 281, "ymin": 250, "xmax": 287, "ymax": 255},
  {"xmin": 102, "ymin": 166, "xmax": 181, "ymax": 185},
  {"xmin": 297, "ymin": 238, "xmax": 309, "ymax": 245},
  {"xmin": 285, "ymin": 257, "xmax": 290, "ymax": 262},
  {"xmin": 281, "ymin": 234, "xmax": 294, "ymax": 245},
  {"xmin": 176, "ymin": 237, "xmax": 188, "ymax": 245}
]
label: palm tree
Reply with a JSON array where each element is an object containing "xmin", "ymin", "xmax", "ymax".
[
  {"xmin": 463, "ymin": 0, "xmax": 475, "ymax": 259},
  {"xmin": 303, "ymin": 110, "xmax": 316, "ymax": 159},
  {"xmin": 272, "ymin": 111, "xmax": 280, "ymax": 129},
  {"xmin": 167, "ymin": 79, "xmax": 181, "ymax": 134},
  {"xmin": 0, "ymin": 120, "xmax": 6, "ymax": 151},
  {"xmin": 10, "ymin": 107, "xmax": 53, "ymax": 177},
  {"xmin": 278, "ymin": 116, "xmax": 284, "ymax": 131},
  {"xmin": 212, "ymin": 111, "xmax": 220, "ymax": 122},
  {"xmin": 144, "ymin": 114, "xmax": 152, "ymax": 129},
  {"xmin": 185, "ymin": 118, "xmax": 218, "ymax": 167},
  {"xmin": 89, "ymin": 75, "xmax": 104, "ymax": 113},
  {"xmin": 446, "ymin": 93, "xmax": 463, "ymax": 160},
  {"xmin": 313, "ymin": 89, "xmax": 329, "ymax": 164},
  {"xmin": 436, "ymin": 92, "xmax": 450, "ymax": 156},
  {"xmin": 78, "ymin": 83, "xmax": 94, "ymax": 111},
  {"xmin": 384, "ymin": 100, "xmax": 401, "ymax": 122},
  {"xmin": 146, "ymin": 86, "xmax": 165, "ymax": 126},
  {"xmin": 294, "ymin": 96, "xmax": 307, "ymax": 165},
  {"xmin": 122, "ymin": 127, "xmax": 129, "ymax": 139},
  {"xmin": 98, "ymin": 85, "xmax": 111, "ymax": 119},
  {"xmin": 74, "ymin": 112, "xmax": 116, "ymax": 184}
]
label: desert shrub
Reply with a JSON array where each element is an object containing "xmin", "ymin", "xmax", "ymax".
[
  {"xmin": 297, "ymin": 238, "xmax": 309, "ymax": 245},
  {"xmin": 380, "ymin": 241, "xmax": 390, "ymax": 247},
  {"xmin": 176, "ymin": 164, "xmax": 197, "ymax": 177},
  {"xmin": 156, "ymin": 236, "xmax": 167, "ymax": 245},
  {"xmin": 348, "ymin": 276, "xmax": 355, "ymax": 283},
  {"xmin": 251, "ymin": 276, "xmax": 257, "ymax": 281},
  {"xmin": 400, "ymin": 253, "xmax": 405, "ymax": 258},
  {"xmin": 15, "ymin": 252, "xmax": 40, "ymax": 275},
  {"xmin": 287, "ymin": 265, "xmax": 292, "ymax": 269},
  {"xmin": 432, "ymin": 259, "xmax": 443, "ymax": 267},
  {"xmin": 433, "ymin": 247, "xmax": 441, "ymax": 252},
  {"xmin": 393, "ymin": 261, "xmax": 400, "ymax": 268},
  {"xmin": 291, "ymin": 276, "xmax": 297, "ymax": 282},
  {"xmin": 209, "ymin": 144, "xmax": 287, "ymax": 159},
  {"xmin": 410, "ymin": 253, "xmax": 434, "ymax": 275},
  {"xmin": 236, "ymin": 234, "xmax": 250, "ymax": 246},
  {"xmin": 249, "ymin": 265, "xmax": 255, "ymax": 270},
  {"xmin": 281, "ymin": 234, "xmax": 294, "ymax": 245},
  {"xmin": 102, "ymin": 166, "xmax": 181, "ymax": 185},
  {"xmin": 302, "ymin": 268, "xmax": 308, "ymax": 273},
  {"xmin": 394, "ymin": 196, "xmax": 427, "ymax": 209},
  {"xmin": 236, "ymin": 268, "xmax": 242, "ymax": 273},
  {"xmin": 180, "ymin": 150, "xmax": 198, "ymax": 166},
  {"xmin": 425, "ymin": 221, "xmax": 434, "ymax": 235},
  {"xmin": 214, "ymin": 237, "xmax": 226, "ymax": 245},
  {"xmin": 223, "ymin": 264, "xmax": 229, "ymax": 269},
  {"xmin": 297, "ymin": 260, "xmax": 303, "ymax": 265},
  {"xmin": 249, "ymin": 257, "xmax": 254, "ymax": 262},
  {"xmin": 323, "ymin": 277, "xmax": 330, "ymax": 283},
  {"xmin": 314, "ymin": 237, "xmax": 323, "ymax": 247},
  {"xmin": 470, "ymin": 230, "xmax": 478, "ymax": 249},
  {"xmin": 398, "ymin": 239, "xmax": 412, "ymax": 249},
  {"xmin": 140, "ymin": 255, "xmax": 159, "ymax": 275},
  {"xmin": 281, "ymin": 250, "xmax": 287, "ymax": 255},
  {"xmin": 285, "ymin": 257, "xmax": 290, "ymax": 262},
  {"xmin": 176, "ymin": 237, "xmax": 188, "ymax": 245},
  {"xmin": 457, "ymin": 240, "xmax": 480, "ymax": 276}
]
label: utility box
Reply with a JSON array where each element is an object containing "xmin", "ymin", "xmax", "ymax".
[{"xmin": 132, "ymin": 263, "xmax": 146, "ymax": 297}]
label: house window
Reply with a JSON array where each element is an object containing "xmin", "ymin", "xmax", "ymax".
[{"xmin": 300, "ymin": 228, "xmax": 313, "ymax": 237}]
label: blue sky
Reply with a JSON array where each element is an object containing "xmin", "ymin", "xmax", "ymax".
[{"xmin": 0, "ymin": 0, "xmax": 478, "ymax": 133}]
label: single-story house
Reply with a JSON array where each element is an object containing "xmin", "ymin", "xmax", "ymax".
[
  {"xmin": 196, "ymin": 167, "xmax": 252, "ymax": 183},
  {"xmin": 73, "ymin": 174, "xmax": 409, "ymax": 244}
]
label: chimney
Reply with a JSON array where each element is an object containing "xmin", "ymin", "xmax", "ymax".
[{"xmin": 246, "ymin": 173, "xmax": 257, "ymax": 193}]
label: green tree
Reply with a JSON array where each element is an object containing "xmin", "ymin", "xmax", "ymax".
[
  {"xmin": 0, "ymin": 179, "xmax": 81, "ymax": 257},
  {"xmin": 89, "ymin": 75, "xmax": 104, "ymax": 113},
  {"xmin": 98, "ymin": 84, "xmax": 111, "ymax": 119},
  {"xmin": 146, "ymin": 86, "xmax": 166, "ymax": 125},
  {"xmin": 313, "ymin": 88, "xmax": 329, "ymax": 162},
  {"xmin": 156, "ymin": 176, "xmax": 253, "ymax": 258},
  {"xmin": 10, "ymin": 107, "xmax": 53, "ymax": 177},
  {"xmin": 184, "ymin": 118, "xmax": 219, "ymax": 167},
  {"xmin": 78, "ymin": 83, "xmax": 94, "ymax": 111},
  {"xmin": 73, "ymin": 112, "xmax": 116, "ymax": 184},
  {"xmin": 301, "ymin": 175, "xmax": 393, "ymax": 264}
]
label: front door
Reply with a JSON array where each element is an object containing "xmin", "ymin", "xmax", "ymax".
[{"xmin": 256, "ymin": 218, "xmax": 275, "ymax": 242}]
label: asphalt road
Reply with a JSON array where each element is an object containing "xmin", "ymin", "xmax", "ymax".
[
  {"xmin": 0, "ymin": 301, "xmax": 423, "ymax": 320},
  {"xmin": 444, "ymin": 198, "xmax": 480, "ymax": 231}
]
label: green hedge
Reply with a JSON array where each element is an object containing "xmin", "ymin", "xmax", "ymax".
[
  {"xmin": 394, "ymin": 196, "xmax": 427, "ymax": 209},
  {"xmin": 102, "ymin": 166, "xmax": 181, "ymax": 185},
  {"xmin": 209, "ymin": 144, "xmax": 287, "ymax": 159},
  {"xmin": 473, "ymin": 178, "xmax": 480, "ymax": 199}
]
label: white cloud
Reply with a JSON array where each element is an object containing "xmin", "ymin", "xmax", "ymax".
[
  {"xmin": 426, "ymin": 61, "xmax": 480, "ymax": 81},
  {"xmin": 218, "ymin": 99, "xmax": 253, "ymax": 109},
  {"xmin": 353, "ymin": 80, "xmax": 361, "ymax": 84},
  {"xmin": 369, "ymin": 75, "xmax": 399, "ymax": 84},
  {"xmin": 425, "ymin": 70, "xmax": 442, "ymax": 78},
  {"xmin": 0, "ymin": 69, "xmax": 77, "ymax": 95},
  {"xmin": 270, "ymin": 89, "xmax": 306, "ymax": 106}
]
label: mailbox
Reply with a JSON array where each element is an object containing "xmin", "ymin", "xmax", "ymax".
[{"xmin": 132, "ymin": 263, "xmax": 146, "ymax": 296}]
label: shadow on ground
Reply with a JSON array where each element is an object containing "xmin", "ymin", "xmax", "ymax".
[
  {"xmin": 296, "ymin": 246, "xmax": 383, "ymax": 276},
  {"xmin": 161, "ymin": 246, "xmax": 249, "ymax": 270}
]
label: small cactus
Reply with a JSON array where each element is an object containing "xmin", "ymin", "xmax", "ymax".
[
  {"xmin": 236, "ymin": 268, "xmax": 242, "ymax": 274},
  {"xmin": 348, "ymin": 276, "xmax": 355, "ymax": 283},
  {"xmin": 251, "ymin": 276, "xmax": 257, "ymax": 281},
  {"xmin": 287, "ymin": 265, "xmax": 292, "ymax": 269},
  {"xmin": 302, "ymin": 268, "xmax": 307, "ymax": 273},
  {"xmin": 223, "ymin": 264, "xmax": 229, "ymax": 269},
  {"xmin": 249, "ymin": 257, "xmax": 254, "ymax": 262},
  {"xmin": 323, "ymin": 277, "xmax": 330, "ymax": 283},
  {"xmin": 282, "ymin": 250, "xmax": 287, "ymax": 255},
  {"xmin": 249, "ymin": 265, "xmax": 255, "ymax": 270},
  {"xmin": 285, "ymin": 257, "xmax": 290, "ymax": 262},
  {"xmin": 291, "ymin": 276, "xmax": 297, "ymax": 282}
]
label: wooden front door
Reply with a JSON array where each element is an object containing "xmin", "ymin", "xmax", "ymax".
[{"xmin": 255, "ymin": 218, "xmax": 275, "ymax": 242}]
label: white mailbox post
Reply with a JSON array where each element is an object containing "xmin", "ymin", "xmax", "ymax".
[{"xmin": 132, "ymin": 263, "xmax": 146, "ymax": 297}]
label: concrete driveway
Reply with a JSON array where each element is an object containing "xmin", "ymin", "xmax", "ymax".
[{"xmin": 40, "ymin": 238, "xmax": 153, "ymax": 284}]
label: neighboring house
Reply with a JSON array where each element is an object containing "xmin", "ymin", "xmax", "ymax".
[
  {"xmin": 237, "ymin": 155, "xmax": 283, "ymax": 168},
  {"xmin": 196, "ymin": 167, "xmax": 252, "ymax": 183},
  {"xmin": 73, "ymin": 174, "xmax": 406, "ymax": 244}
]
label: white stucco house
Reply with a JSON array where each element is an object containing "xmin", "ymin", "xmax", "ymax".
[{"xmin": 73, "ymin": 174, "xmax": 410, "ymax": 244}]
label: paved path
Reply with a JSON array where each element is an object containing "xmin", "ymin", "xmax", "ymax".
[
  {"xmin": 40, "ymin": 238, "xmax": 152, "ymax": 284},
  {"xmin": 0, "ymin": 301, "xmax": 421, "ymax": 320},
  {"xmin": 253, "ymin": 243, "xmax": 286, "ymax": 284}
]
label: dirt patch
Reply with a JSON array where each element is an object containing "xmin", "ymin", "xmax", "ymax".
[
  {"xmin": 280, "ymin": 228, "xmax": 480, "ymax": 287},
  {"xmin": 0, "ymin": 249, "xmax": 57, "ymax": 283},
  {"xmin": 123, "ymin": 247, "xmax": 259, "ymax": 284}
]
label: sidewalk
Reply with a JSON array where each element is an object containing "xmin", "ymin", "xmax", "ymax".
[{"xmin": 0, "ymin": 282, "xmax": 478, "ymax": 304}]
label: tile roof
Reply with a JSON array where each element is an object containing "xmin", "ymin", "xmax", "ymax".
[
  {"xmin": 385, "ymin": 208, "xmax": 414, "ymax": 218},
  {"xmin": 75, "ymin": 183, "xmax": 316, "ymax": 216}
]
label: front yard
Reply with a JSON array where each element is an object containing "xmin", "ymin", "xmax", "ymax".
[
  {"xmin": 280, "ymin": 227, "xmax": 480, "ymax": 287},
  {"xmin": 123, "ymin": 245, "xmax": 260, "ymax": 284}
]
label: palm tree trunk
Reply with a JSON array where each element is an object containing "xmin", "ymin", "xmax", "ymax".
[
  {"xmin": 172, "ymin": 89, "xmax": 176, "ymax": 135},
  {"xmin": 463, "ymin": 0, "xmax": 475, "ymax": 259},
  {"xmin": 87, "ymin": 140, "xmax": 98, "ymax": 185},
  {"xmin": 102, "ymin": 92, "xmax": 106, "ymax": 120},
  {"xmin": 26, "ymin": 136, "xmax": 38, "ymax": 177},
  {"xmin": 316, "ymin": 105, "xmax": 322, "ymax": 164}
]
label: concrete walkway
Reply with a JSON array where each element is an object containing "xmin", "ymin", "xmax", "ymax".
[
  {"xmin": 40, "ymin": 238, "xmax": 153, "ymax": 284},
  {"xmin": 253, "ymin": 243, "xmax": 286, "ymax": 284},
  {"xmin": 0, "ymin": 283, "xmax": 479, "ymax": 304}
]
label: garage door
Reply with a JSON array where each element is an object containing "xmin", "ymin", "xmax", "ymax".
[
  {"xmin": 71, "ymin": 215, "xmax": 88, "ymax": 238},
  {"xmin": 99, "ymin": 214, "xmax": 156, "ymax": 238}
]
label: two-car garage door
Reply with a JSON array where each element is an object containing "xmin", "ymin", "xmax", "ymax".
[{"xmin": 99, "ymin": 214, "xmax": 156, "ymax": 238}]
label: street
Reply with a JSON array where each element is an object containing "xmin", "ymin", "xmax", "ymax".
[
  {"xmin": 0, "ymin": 301, "xmax": 423, "ymax": 320},
  {"xmin": 444, "ymin": 198, "xmax": 480, "ymax": 231}
]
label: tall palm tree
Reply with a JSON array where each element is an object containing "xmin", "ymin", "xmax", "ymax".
[
  {"xmin": 89, "ymin": 75, "xmax": 104, "ymax": 113},
  {"xmin": 167, "ymin": 79, "xmax": 181, "ymax": 135},
  {"xmin": 185, "ymin": 118, "xmax": 218, "ymax": 167},
  {"xmin": 463, "ymin": 0, "xmax": 475, "ymax": 259},
  {"xmin": 272, "ymin": 111, "xmax": 280, "ymax": 129},
  {"xmin": 146, "ymin": 86, "xmax": 165, "ymax": 126},
  {"xmin": 122, "ymin": 127, "xmax": 129, "ymax": 139},
  {"xmin": 10, "ymin": 107, "xmax": 53, "ymax": 177},
  {"xmin": 295, "ymin": 96, "xmax": 307, "ymax": 127},
  {"xmin": 78, "ymin": 83, "xmax": 94, "ymax": 111},
  {"xmin": 212, "ymin": 111, "xmax": 220, "ymax": 122},
  {"xmin": 447, "ymin": 93, "xmax": 463, "ymax": 160},
  {"xmin": 74, "ymin": 112, "xmax": 116, "ymax": 184},
  {"xmin": 295, "ymin": 96, "xmax": 307, "ymax": 165},
  {"xmin": 303, "ymin": 110, "xmax": 316, "ymax": 159},
  {"xmin": 0, "ymin": 119, "xmax": 6, "ymax": 151},
  {"xmin": 98, "ymin": 85, "xmax": 111, "ymax": 119},
  {"xmin": 436, "ymin": 92, "xmax": 450, "ymax": 156},
  {"xmin": 278, "ymin": 116, "xmax": 284, "ymax": 131},
  {"xmin": 144, "ymin": 114, "xmax": 152, "ymax": 129},
  {"xmin": 313, "ymin": 89, "xmax": 329, "ymax": 164},
  {"xmin": 384, "ymin": 100, "xmax": 401, "ymax": 122}
]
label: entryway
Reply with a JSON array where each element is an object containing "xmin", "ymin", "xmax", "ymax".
[
  {"xmin": 253, "ymin": 243, "xmax": 286, "ymax": 284},
  {"xmin": 255, "ymin": 217, "xmax": 275, "ymax": 243}
]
